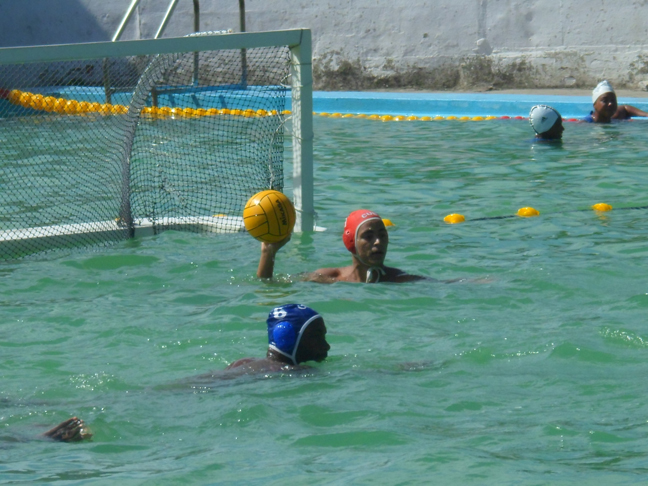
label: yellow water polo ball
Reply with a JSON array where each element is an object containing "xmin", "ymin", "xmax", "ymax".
[{"xmin": 243, "ymin": 190, "xmax": 296, "ymax": 243}]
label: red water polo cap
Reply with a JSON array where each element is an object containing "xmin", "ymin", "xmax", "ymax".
[{"xmin": 342, "ymin": 209, "xmax": 382, "ymax": 254}]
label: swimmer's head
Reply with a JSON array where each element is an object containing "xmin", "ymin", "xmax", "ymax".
[
  {"xmin": 267, "ymin": 304, "xmax": 328, "ymax": 364},
  {"xmin": 529, "ymin": 105, "xmax": 563, "ymax": 139},
  {"xmin": 592, "ymin": 80, "xmax": 615, "ymax": 104},
  {"xmin": 592, "ymin": 80, "xmax": 618, "ymax": 120},
  {"xmin": 343, "ymin": 209, "xmax": 382, "ymax": 254}
]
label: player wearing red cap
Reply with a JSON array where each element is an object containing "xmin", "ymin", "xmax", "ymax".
[{"xmin": 257, "ymin": 209, "xmax": 424, "ymax": 283}]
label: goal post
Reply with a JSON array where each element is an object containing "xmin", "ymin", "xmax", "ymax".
[
  {"xmin": 0, "ymin": 29, "xmax": 314, "ymax": 259},
  {"xmin": 289, "ymin": 30, "xmax": 314, "ymax": 233}
]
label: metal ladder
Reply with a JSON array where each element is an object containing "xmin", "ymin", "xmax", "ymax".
[
  {"xmin": 104, "ymin": 1, "xmax": 247, "ymax": 103},
  {"xmin": 112, "ymin": 0, "xmax": 247, "ymax": 41},
  {"xmin": 112, "ymin": 0, "xmax": 201, "ymax": 42}
]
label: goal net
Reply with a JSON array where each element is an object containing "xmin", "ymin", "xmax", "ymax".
[{"xmin": 0, "ymin": 29, "xmax": 313, "ymax": 259}]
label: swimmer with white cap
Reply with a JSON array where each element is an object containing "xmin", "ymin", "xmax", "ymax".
[
  {"xmin": 585, "ymin": 80, "xmax": 648, "ymax": 123},
  {"xmin": 529, "ymin": 105, "xmax": 564, "ymax": 140},
  {"xmin": 257, "ymin": 209, "xmax": 425, "ymax": 283}
]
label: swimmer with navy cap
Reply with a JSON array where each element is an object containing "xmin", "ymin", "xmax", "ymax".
[
  {"xmin": 257, "ymin": 209, "xmax": 426, "ymax": 283},
  {"xmin": 585, "ymin": 80, "xmax": 648, "ymax": 123},
  {"xmin": 529, "ymin": 105, "xmax": 564, "ymax": 140},
  {"xmin": 224, "ymin": 304, "xmax": 330, "ymax": 373}
]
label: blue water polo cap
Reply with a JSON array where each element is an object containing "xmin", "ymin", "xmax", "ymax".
[{"xmin": 267, "ymin": 304, "xmax": 321, "ymax": 364}]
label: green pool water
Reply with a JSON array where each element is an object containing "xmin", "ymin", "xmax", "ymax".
[{"xmin": 2, "ymin": 116, "xmax": 648, "ymax": 484}]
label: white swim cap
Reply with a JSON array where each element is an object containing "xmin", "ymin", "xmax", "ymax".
[
  {"xmin": 592, "ymin": 80, "xmax": 615, "ymax": 104},
  {"xmin": 529, "ymin": 105, "xmax": 560, "ymax": 134}
]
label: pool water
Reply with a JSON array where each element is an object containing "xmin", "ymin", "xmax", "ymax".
[{"xmin": 2, "ymin": 116, "xmax": 648, "ymax": 484}]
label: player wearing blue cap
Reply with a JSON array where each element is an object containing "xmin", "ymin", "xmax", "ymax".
[{"xmin": 225, "ymin": 304, "xmax": 330, "ymax": 373}]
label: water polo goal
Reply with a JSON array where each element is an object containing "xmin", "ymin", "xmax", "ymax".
[{"xmin": 0, "ymin": 29, "xmax": 313, "ymax": 259}]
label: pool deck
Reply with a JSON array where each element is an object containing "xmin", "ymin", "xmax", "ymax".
[{"xmin": 310, "ymin": 89, "xmax": 648, "ymax": 119}]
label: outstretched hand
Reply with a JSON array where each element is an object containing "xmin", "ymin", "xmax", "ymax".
[
  {"xmin": 43, "ymin": 417, "xmax": 92, "ymax": 442},
  {"xmin": 261, "ymin": 234, "xmax": 292, "ymax": 255}
]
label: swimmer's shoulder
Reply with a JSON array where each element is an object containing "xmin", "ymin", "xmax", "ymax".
[
  {"xmin": 382, "ymin": 266, "xmax": 429, "ymax": 283},
  {"xmin": 613, "ymin": 105, "xmax": 631, "ymax": 120},
  {"xmin": 226, "ymin": 358, "xmax": 258, "ymax": 370},
  {"xmin": 226, "ymin": 358, "xmax": 297, "ymax": 372},
  {"xmin": 302, "ymin": 266, "xmax": 346, "ymax": 283}
]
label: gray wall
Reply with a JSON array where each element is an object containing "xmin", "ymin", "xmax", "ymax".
[{"xmin": 2, "ymin": 0, "xmax": 647, "ymax": 90}]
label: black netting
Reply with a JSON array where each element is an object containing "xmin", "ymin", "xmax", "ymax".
[{"xmin": 0, "ymin": 43, "xmax": 291, "ymax": 259}]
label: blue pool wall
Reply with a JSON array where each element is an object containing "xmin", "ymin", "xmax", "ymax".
[{"xmin": 304, "ymin": 92, "xmax": 648, "ymax": 119}]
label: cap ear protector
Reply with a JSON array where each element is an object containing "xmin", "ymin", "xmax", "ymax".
[{"xmin": 272, "ymin": 321, "xmax": 297, "ymax": 351}]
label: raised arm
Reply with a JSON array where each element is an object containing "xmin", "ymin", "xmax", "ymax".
[{"xmin": 257, "ymin": 236, "xmax": 291, "ymax": 279}]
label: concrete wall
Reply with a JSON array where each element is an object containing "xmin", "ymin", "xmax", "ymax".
[{"xmin": 1, "ymin": 0, "xmax": 648, "ymax": 91}]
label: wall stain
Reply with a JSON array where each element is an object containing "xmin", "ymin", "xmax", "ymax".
[{"xmin": 311, "ymin": 50, "xmax": 640, "ymax": 91}]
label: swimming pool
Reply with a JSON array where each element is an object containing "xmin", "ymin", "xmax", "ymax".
[{"xmin": 2, "ymin": 114, "xmax": 648, "ymax": 483}]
